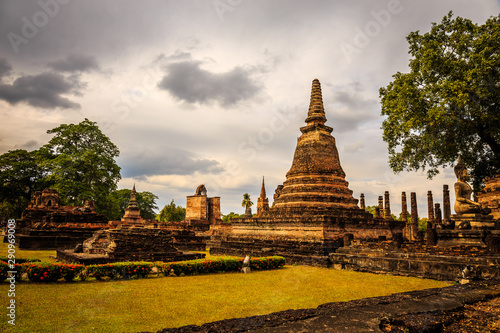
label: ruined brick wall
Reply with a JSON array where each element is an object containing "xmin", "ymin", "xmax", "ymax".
[
  {"xmin": 208, "ymin": 197, "xmax": 221, "ymax": 222},
  {"xmin": 185, "ymin": 195, "xmax": 208, "ymax": 220},
  {"xmin": 478, "ymin": 174, "xmax": 500, "ymax": 220}
]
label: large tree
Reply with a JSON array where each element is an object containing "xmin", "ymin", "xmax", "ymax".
[
  {"xmin": 380, "ymin": 12, "xmax": 500, "ymax": 190},
  {"xmin": 41, "ymin": 118, "xmax": 121, "ymax": 210},
  {"xmin": 157, "ymin": 200, "xmax": 186, "ymax": 222},
  {"xmin": 0, "ymin": 149, "xmax": 51, "ymax": 218}
]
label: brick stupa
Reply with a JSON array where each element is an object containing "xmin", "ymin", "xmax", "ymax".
[
  {"xmin": 209, "ymin": 79, "xmax": 404, "ymax": 265},
  {"xmin": 268, "ymin": 79, "xmax": 362, "ymax": 213},
  {"xmin": 121, "ymin": 184, "xmax": 144, "ymax": 225}
]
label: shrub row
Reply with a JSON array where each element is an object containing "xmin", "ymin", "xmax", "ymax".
[
  {"xmin": 162, "ymin": 256, "xmax": 286, "ymax": 276},
  {"xmin": 0, "ymin": 256, "xmax": 286, "ymax": 283},
  {"xmin": 0, "ymin": 261, "xmax": 84, "ymax": 283},
  {"xmin": 85, "ymin": 262, "xmax": 153, "ymax": 281}
]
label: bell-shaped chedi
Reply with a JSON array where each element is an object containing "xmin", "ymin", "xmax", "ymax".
[
  {"xmin": 121, "ymin": 184, "xmax": 144, "ymax": 225},
  {"xmin": 209, "ymin": 79, "xmax": 403, "ymax": 265},
  {"xmin": 270, "ymin": 78, "xmax": 360, "ymax": 213}
]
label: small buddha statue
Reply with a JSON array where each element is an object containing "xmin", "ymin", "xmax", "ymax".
[{"xmin": 454, "ymin": 157, "xmax": 490, "ymax": 215}]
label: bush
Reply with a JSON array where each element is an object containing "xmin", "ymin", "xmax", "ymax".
[
  {"xmin": 26, "ymin": 263, "xmax": 62, "ymax": 282},
  {"xmin": 86, "ymin": 262, "xmax": 153, "ymax": 280},
  {"xmin": 162, "ymin": 256, "xmax": 286, "ymax": 277},
  {"xmin": 25, "ymin": 263, "xmax": 84, "ymax": 283},
  {"xmin": 0, "ymin": 261, "xmax": 8, "ymax": 282}
]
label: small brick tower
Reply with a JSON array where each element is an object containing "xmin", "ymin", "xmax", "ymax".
[{"xmin": 256, "ymin": 176, "xmax": 269, "ymax": 216}]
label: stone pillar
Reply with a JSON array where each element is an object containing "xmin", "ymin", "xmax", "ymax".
[
  {"xmin": 378, "ymin": 196, "xmax": 384, "ymax": 218},
  {"xmin": 427, "ymin": 191, "xmax": 435, "ymax": 221},
  {"xmin": 411, "ymin": 192, "xmax": 419, "ymax": 239},
  {"xmin": 384, "ymin": 191, "xmax": 391, "ymax": 219},
  {"xmin": 375, "ymin": 207, "xmax": 381, "ymax": 218},
  {"xmin": 360, "ymin": 193, "xmax": 365, "ymax": 210},
  {"xmin": 401, "ymin": 192, "xmax": 408, "ymax": 223},
  {"xmin": 426, "ymin": 221, "xmax": 437, "ymax": 246},
  {"xmin": 435, "ymin": 203, "xmax": 442, "ymax": 224},
  {"xmin": 443, "ymin": 185, "xmax": 451, "ymax": 223}
]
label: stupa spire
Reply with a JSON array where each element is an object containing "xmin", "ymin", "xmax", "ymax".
[
  {"xmin": 305, "ymin": 78, "xmax": 326, "ymax": 125},
  {"xmin": 257, "ymin": 176, "xmax": 269, "ymax": 216},
  {"xmin": 128, "ymin": 184, "xmax": 138, "ymax": 208},
  {"xmin": 260, "ymin": 176, "xmax": 266, "ymax": 199}
]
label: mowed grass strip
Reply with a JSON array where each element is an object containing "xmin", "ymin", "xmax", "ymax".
[
  {"xmin": 0, "ymin": 264, "xmax": 449, "ymax": 333},
  {"xmin": 0, "ymin": 237, "xmax": 56, "ymax": 263}
]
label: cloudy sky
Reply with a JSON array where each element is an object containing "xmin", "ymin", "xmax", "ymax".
[{"xmin": 1, "ymin": 0, "xmax": 499, "ymax": 217}]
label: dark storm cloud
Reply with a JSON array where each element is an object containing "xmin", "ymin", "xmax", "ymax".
[
  {"xmin": 120, "ymin": 148, "xmax": 224, "ymax": 178},
  {"xmin": 0, "ymin": 70, "xmax": 81, "ymax": 109},
  {"xmin": 0, "ymin": 58, "xmax": 12, "ymax": 78},
  {"xmin": 48, "ymin": 54, "xmax": 99, "ymax": 73},
  {"xmin": 158, "ymin": 61, "xmax": 262, "ymax": 107}
]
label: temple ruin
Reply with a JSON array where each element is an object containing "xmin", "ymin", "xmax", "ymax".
[
  {"xmin": 209, "ymin": 79, "xmax": 405, "ymax": 265},
  {"xmin": 10, "ymin": 189, "xmax": 109, "ymax": 249}
]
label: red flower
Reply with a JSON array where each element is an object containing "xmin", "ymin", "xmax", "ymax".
[{"xmin": 40, "ymin": 277, "xmax": 43, "ymax": 280}]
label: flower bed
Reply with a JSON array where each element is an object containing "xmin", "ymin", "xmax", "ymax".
[{"xmin": 0, "ymin": 256, "xmax": 286, "ymax": 283}]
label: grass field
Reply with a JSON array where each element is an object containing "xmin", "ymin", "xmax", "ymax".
[{"xmin": 0, "ymin": 237, "xmax": 450, "ymax": 333}]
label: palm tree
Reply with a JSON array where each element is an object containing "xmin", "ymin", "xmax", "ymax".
[
  {"xmin": 242, "ymin": 193, "xmax": 253, "ymax": 208},
  {"xmin": 242, "ymin": 193, "xmax": 253, "ymax": 217}
]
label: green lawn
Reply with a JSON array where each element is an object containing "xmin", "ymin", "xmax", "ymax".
[{"xmin": 0, "ymin": 237, "xmax": 450, "ymax": 333}]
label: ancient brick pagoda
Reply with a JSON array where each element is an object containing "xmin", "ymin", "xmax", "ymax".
[
  {"xmin": 120, "ymin": 184, "xmax": 144, "ymax": 225},
  {"xmin": 210, "ymin": 79, "xmax": 404, "ymax": 265},
  {"xmin": 267, "ymin": 78, "xmax": 366, "ymax": 214}
]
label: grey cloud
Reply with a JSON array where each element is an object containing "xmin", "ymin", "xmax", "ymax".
[
  {"xmin": 327, "ymin": 82, "xmax": 379, "ymax": 132},
  {"xmin": 120, "ymin": 148, "xmax": 225, "ymax": 178},
  {"xmin": 154, "ymin": 51, "xmax": 192, "ymax": 64},
  {"xmin": 15, "ymin": 139, "xmax": 39, "ymax": 150},
  {"xmin": 158, "ymin": 60, "xmax": 262, "ymax": 107},
  {"xmin": 48, "ymin": 54, "xmax": 99, "ymax": 73},
  {"xmin": 0, "ymin": 71, "xmax": 81, "ymax": 109},
  {"xmin": 0, "ymin": 58, "xmax": 12, "ymax": 78}
]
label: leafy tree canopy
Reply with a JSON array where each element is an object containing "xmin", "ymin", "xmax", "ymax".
[
  {"xmin": 40, "ymin": 118, "xmax": 121, "ymax": 209},
  {"xmin": 380, "ymin": 12, "xmax": 500, "ymax": 190},
  {"xmin": 103, "ymin": 189, "xmax": 159, "ymax": 221},
  {"xmin": 222, "ymin": 211, "xmax": 245, "ymax": 223},
  {"xmin": 0, "ymin": 149, "xmax": 52, "ymax": 218},
  {"xmin": 157, "ymin": 200, "xmax": 186, "ymax": 222}
]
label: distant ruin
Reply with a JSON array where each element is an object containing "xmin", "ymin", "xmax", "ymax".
[
  {"xmin": 11, "ymin": 189, "xmax": 109, "ymax": 249},
  {"xmin": 185, "ymin": 184, "xmax": 222, "ymax": 228}
]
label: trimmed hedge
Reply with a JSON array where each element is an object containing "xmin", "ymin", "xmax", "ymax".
[
  {"xmin": 163, "ymin": 256, "xmax": 286, "ymax": 276},
  {"xmin": 86, "ymin": 262, "xmax": 153, "ymax": 280},
  {"xmin": 25, "ymin": 263, "xmax": 84, "ymax": 282},
  {"xmin": 0, "ymin": 256, "xmax": 286, "ymax": 283}
]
